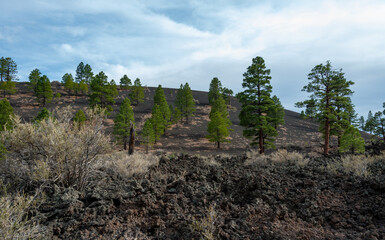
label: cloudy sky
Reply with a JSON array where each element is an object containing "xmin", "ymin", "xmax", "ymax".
[{"xmin": 1, "ymin": 0, "xmax": 385, "ymax": 117}]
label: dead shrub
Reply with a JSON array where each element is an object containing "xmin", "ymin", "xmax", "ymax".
[
  {"xmin": 190, "ymin": 204, "xmax": 218, "ymax": 240},
  {"xmin": 0, "ymin": 107, "xmax": 111, "ymax": 191},
  {"xmin": 244, "ymin": 150, "xmax": 269, "ymax": 166},
  {"xmin": 101, "ymin": 151, "xmax": 159, "ymax": 178},
  {"xmin": 327, "ymin": 154, "xmax": 376, "ymax": 177},
  {"xmin": 270, "ymin": 149, "xmax": 307, "ymax": 165}
]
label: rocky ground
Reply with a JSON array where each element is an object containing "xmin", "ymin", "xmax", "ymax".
[{"xmin": 36, "ymin": 153, "xmax": 385, "ymax": 239}]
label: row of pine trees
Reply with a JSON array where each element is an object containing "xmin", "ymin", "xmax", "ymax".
[{"xmin": 0, "ymin": 56, "xmax": 384, "ymax": 154}]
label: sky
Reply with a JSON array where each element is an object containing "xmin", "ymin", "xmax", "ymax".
[{"xmin": 1, "ymin": 0, "xmax": 385, "ymax": 117}]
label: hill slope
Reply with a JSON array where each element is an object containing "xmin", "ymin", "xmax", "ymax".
[{"xmin": 6, "ymin": 82, "xmax": 370, "ymax": 154}]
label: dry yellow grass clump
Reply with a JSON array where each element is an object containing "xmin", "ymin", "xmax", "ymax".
[
  {"xmin": 101, "ymin": 151, "xmax": 159, "ymax": 178},
  {"xmin": 245, "ymin": 149, "xmax": 308, "ymax": 167}
]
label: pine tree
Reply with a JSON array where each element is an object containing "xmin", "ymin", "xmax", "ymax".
[
  {"xmin": 35, "ymin": 75, "xmax": 53, "ymax": 107},
  {"xmin": 176, "ymin": 83, "xmax": 196, "ymax": 124},
  {"xmin": 207, "ymin": 97, "xmax": 232, "ymax": 148},
  {"xmin": 150, "ymin": 104, "xmax": 165, "ymax": 143},
  {"xmin": 0, "ymin": 57, "xmax": 17, "ymax": 82},
  {"xmin": 75, "ymin": 62, "xmax": 85, "ymax": 83},
  {"xmin": 270, "ymin": 95, "xmax": 285, "ymax": 130},
  {"xmin": 221, "ymin": 87, "xmax": 234, "ymax": 106},
  {"xmin": 120, "ymin": 75, "xmax": 132, "ymax": 90},
  {"xmin": 28, "ymin": 68, "xmax": 41, "ymax": 90},
  {"xmin": 237, "ymin": 56, "xmax": 282, "ymax": 154},
  {"xmin": 365, "ymin": 110, "xmax": 376, "ymax": 135},
  {"xmin": 153, "ymin": 85, "xmax": 171, "ymax": 134},
  {"xmin": 359, "ymin": 116, "xmax": 365, "ymax": 131},
  {"xmin": 0, "ymin": 98, "xmax": 14, "ymax": 130},
  {"xmin": 73, "ymin": 109, "xmax": 86, "ymax": 128},
  {"xmin": 62, "ymin": 73, "xmax": 75, "ymax": 95},
  {"xmin": 113, "ymin": 98, "xmax": 135, "ymax": 150},
  {"xmin": 296, "ymin": 61, "xmax": 354, "ymax": 155},
  {"xmin": 295, "ymin": 97, "xmax": 317, "ymax": 119},
  {"xmin": 171, "ymin": 106, "xmax": 181, "ymax": 125},
  {"xmin": 141, "ymin": 118, "xmax": 155, "ymax": 153},
  {"xmin": 0, "ymin": 57, "xmax": 17, "ymax": 98},
  {"xmin": 83, "ymin": 64, "xmax": 93, "ymax": 84},
  {"xmin": 0, "ymin": 80, "xmax": 16, "ymax": 99},
  {"xmin": 208, "ymin": 77, "xmax": 222, "ymax": 105},
  {"xmin": 374, "ymin": 111, "xmax": 385, "ymax": 142},
  {"xmin": 340, "ymin": 125, "xmax": 365, "ymax": 154},
  {"xmin": 129, "ymin": 78, "xmax": 144, "ymax": 105},
  {"xmin": 34, "ymin": 107, "xmax": 50, "ymax": 123},
  {"xmin": 89, "ymin": 71, "xmax": 118, "ymax": 113}
]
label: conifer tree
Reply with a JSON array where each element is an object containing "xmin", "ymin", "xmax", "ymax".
[
  {"xmin": 374, "ymin": 110, "xmax": 385, "ymax": 142},
  {"xmin": 89, "ymin": 71, "xmax": 118, "ymax": 113},
  {"xmin": 340, "ymin": 125, "xmax": 365, "ymax": 154},
  {"xmin": 28, "ymin": 68, "xmax": 41, "ymax": 90},
  {"xmin": 270, "ymin": 95, "xmax": 285, "ymax": 130},
  {"xmin": 0, "ymin": 57, "xmax": 17, "ymax": 82},
  {"xmin": 120, "ymin": 75, "xmax": 132, "ymax": 90},
  {"xmin": 34, "ymin": 107, "xmax": 50, "ymax": 123},
  {"xmin": 221, "ymin": 87, "xmax": 234, "ymax": 106},
  {"xmin": 62, "ymin": 73, "xmax": 75, "ymax": 95},
  {"xmin": 150, "ymin": 104, "xmax": 165, "ymax": 143},
  {"xmin": 237, "ymin": 56, "xmax": 282, "ymax": 154},
  {"xmin": 113, "ymin": 98, "xmax": 135, "ymax": 150},
  {"xmin": 35, "ymin": 75, "xmax": 53, "ymax": 107},
  {"xmin": 141, "ymin": 118, "xmax": 155, "ymax": 153},
  {"xmin": 0, "ymin": 98, "xmax": 14, "ymax": 130},
  {"xmin": 0, "ymin": 80, "xmax": 16, "ymax": 99},
  {"xmin": 176, "ymin": 83, "xmax": 196, "ymax": 124},
  {"xmin": 129, "ymin": 78, "xmax": 144, "ymax": 105},
  {"xmin": 83, "ymin": 64, "xmax": 93, "ymax": 84},
  {"xmin": 359, "ymin": 116, "xmax": 366, "ymax": 131},
  {"xmin": 171, "ymin": 106, "xmax": 182, "ymax": 125},
  {"xmin": 0, "ymin": 57, "xmax": 17, "ymax": 98},
  {"xmin": 75, "ymin": 62, "xmax": 85, "ymax": 83},
  {"xmin": 296, "ymin": 61, "xmax": 354, "ymax": 154},
  {"xmin": 207, "ymin": 97, "xmax": 232, "ymax": 148},
  {"xmin": 73, "ymin": 109, "xmax": 86, "ymax": 128},
  {"xmin": 365, "ymin": 110, "xmax": 376, "ymax": 135},
  {"xmin": 153, "ymin": 85, "xmax": 171, "ymax": 134},
  {"xmin": 208, "ymin": 77, "xmax": 222, "ymax": 105}
]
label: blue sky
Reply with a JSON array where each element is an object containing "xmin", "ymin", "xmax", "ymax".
[{"xmin": 1, "ymin": 0, "xmax": 385, "ymax": 117}]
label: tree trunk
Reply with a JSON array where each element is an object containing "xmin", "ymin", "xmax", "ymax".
[
  {"xmin": 259, "ymin": 129, "xmax": 264, "ymax": 154},
  {"xmin": 123, "ymin": 137, "xmax": 127, "ymax": 150},
  {"xmin": 324, "ymin": 118, "xmax": 330, "ymax": 155},
  {"xmin": 145, "ymin": 144, "xmax": 149, "ymax": 154},
  {"xmin": 128, "ymin": 123, "xmax": 135, "ymax": 155}
]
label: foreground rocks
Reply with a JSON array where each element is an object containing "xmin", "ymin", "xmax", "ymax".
[{"xmin": 37, "ymin": 154, "xmax": 385, "ymax": 239}]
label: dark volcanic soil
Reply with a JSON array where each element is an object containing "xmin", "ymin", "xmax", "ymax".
[{"xmin": 37, "ymin": 154, "xmax": 385, "ymax": 239}]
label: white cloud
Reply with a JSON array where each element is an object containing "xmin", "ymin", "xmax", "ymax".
[{"xmin": 2, "ymin": 0, "xmax": 385, "ymax": 116}]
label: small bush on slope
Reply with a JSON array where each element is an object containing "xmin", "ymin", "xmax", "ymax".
[{"xmin": 0, "ymin": 106, "xmax": 110, "ymax": 191}]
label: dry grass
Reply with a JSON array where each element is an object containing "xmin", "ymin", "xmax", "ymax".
[
  {"xmin": 244, "ymin": 150, "xmax": 270, "ymax": 166},
  {"xmin": 0, "ymin": 181, "xmax": 47, "ymax": 239},
  {"xmin": 190, "ymin": 204, "xmax": 218, "ymax": 240},
  {"xmin": 202, "ymin": 156, "xmax": 221, "ymax": 167},
  {"xmin": 270, "ymin": 149, "xmax": 309, "ymax": 167},
  {"xmin": 245, "ymin": 149, "xmax": 308, "ymax": 167},
  {"xmin": 326, "ymin": 154, "xmax": 379, "ymax": 177},
  {"xmin": 101, "ymin": 151, "xmax": 159, "ymax": 178}
]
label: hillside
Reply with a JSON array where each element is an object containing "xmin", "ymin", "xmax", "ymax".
[{"xmin": 6, "ymin": 82, "xmax": 371, "ymax": 155}]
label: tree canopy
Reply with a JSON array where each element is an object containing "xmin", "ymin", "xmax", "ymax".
[
  {"xmin": 35, "ymin": 75, "xmax": 53, "ymax": 107},
  {"xmin": 207, "ymin": 96, "xmax": 232, "ymax": 148},
  {"xmin": 0, "ymin": 98, "xmax": 14, "ymax": 130},
  {"xmin": 237, "ymin": 56, "xmax": 283, "ymax": 154},
  {"xmin": 89, "ymin": 71, "xmax": 118, "ymax": 113},
  {"xmin": 129, "ymin": 78, "xmax": 144, "ymax": 105},
  {"xmin": 175, "ymin": 83, "xmax": 195, "ymax": 124},
  {"xmin": 113, "ymin": 98, "xmax": 135, "ymax": 150},
  {"xmin": 296, "ymin": 61, "xmax": 354, "ymax": 154}
]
